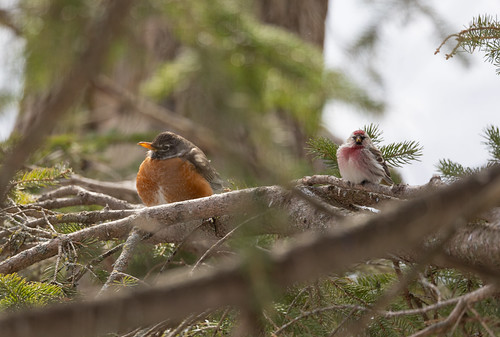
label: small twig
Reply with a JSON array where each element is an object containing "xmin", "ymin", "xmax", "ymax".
[
  {"xmin": 419, "ymin": 273, "xmax": 441, "ymax": 302},
  {"xmin": 41, "ymin": 210, "xmax": 57, "ymax": 233},
  {"xmin": 191, "ymin": 212, "xmax": 267, "ymax": 274},
  {"xmin": 111, "ymin": 272, "xmax": 148, "ymax": 286},
  {"xmin": 69, "ymin": 243, "xmax": 125, "ymax": 284},
  {"xmin": 263, "ymin": 310, "xmax": 279, "ymax": 331},
  {"xmin": 164, "ymin": 310, "xmax": 211, "ymax": 337},
  {"xmin": 467, "ymin": 304, "xmax": 496, "ymax": 337},
  {"xmin": 273, "ymin": 304, "xmax": 366, "ymax": 335},
  {"xmin": 409, "ymin": 299, "xmax": 467, "ymax": 337},
  {"xmin": 149, "ymin": 220, "xmax": 209, "ymax": 280},
  {"xmin": 5, "ymin": 215, "xmax": 53, "ymax": 239},
  {"xmin": 23, "ymin": 208, "xmax": 135, "ymax": 229},
  {"xmin": 56, "ymin": 175, "xmax": 140, "ymax": 204},
  {"xmin": 96, "ymin": 227, "xmax": 145, "ymax": 297},
  {"xmin": 328, "ymin": 308, "xmax": 358, "ymax": 336},
  {"xmin": 285, "ymin": 286, "xmax": 310, "ymax": 315},
  {"xmin": 435, "ymin": 26, "xmax": 500, "ymax": 58},
  {"xmin": 434, "ymin": 33, "xmax": 459, "ymax": 55},
  {"xmin": 35, "ymin": 185, "xmax": 139, "ymax": 210},
  {"xmin": 52, "ymin": 243, "xmax": 63, "ymax": 284},
  {"xmin": 211, "ymin": 307, "xmax": 230, "ymax": 337}
]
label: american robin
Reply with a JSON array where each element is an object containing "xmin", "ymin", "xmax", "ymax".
[{"xmin": 136, "ymin": 132, "xmax": 223, "ymax": 206}]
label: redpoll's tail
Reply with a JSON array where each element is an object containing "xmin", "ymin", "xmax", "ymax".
[{"xmin": 381, "ymin": 174, "xmax": 394, "ymax": 185}]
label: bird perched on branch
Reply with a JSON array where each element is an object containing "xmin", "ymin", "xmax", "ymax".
[
  {"xmin": 136, "ymin": 132, "xmax": 223, "ymax": 206},
  {"xmin": 337, "ymin": 130, "xmax": 394, "ymax": 185}
]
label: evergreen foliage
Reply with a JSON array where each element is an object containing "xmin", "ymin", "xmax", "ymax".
[
  {"xmin": 437, "ymin": 14, "xmax": 500, "ymax": 74},
  {"xmin": 306, "ymin": 136, "xmax": 340, "ymax": 176},
  {"xmin": 12, "ymin": 164, "xmax": 71, "ymax": 190},
  {"xmin": 437, "ymin": 125, "xmax": 500, "ymax": 181},
  {"xmin": 379, "ymin": 141, "xmax": 424, "ymax": 168},
  {"xmin": 482, "ymin": 124, "xmax": 500, "ymax": 163},
  {"xmin": 307, "ymin": 124, "xmax": 423, "ymax": 179},
  {"xmin": 8, "ymin": 164, "xmax": 71, "ymax": 204},
  {"xmin": 436, "ymin": 159, "xmax": 482, "ymax": 182},
  {"xmin": 0, "ymin": 273, "xmax": 64, "ymax": 310}
]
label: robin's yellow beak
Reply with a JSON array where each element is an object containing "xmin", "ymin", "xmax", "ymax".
[{"xmin": 138, "ymin": 142, "xmax": 155, "ymax": 150}]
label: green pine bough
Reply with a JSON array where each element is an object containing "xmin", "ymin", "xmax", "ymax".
[
  {"xmin": 437, "ymin": 125, "xmax": 500, "ymax": 181},
  {"xmin": 436, "ymin": 14, "xmax": 500, "ymax": 74}
]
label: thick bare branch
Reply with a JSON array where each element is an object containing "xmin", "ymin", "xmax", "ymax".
[
  {"xmin": 299, "ymin": 174, "xmax": 446, "ymax": 202},
  {"xmin": 58, "ymin": 175, "xmax": 141, "ymax": 204},
  {"xmin": 0, "ymin": 8, "xmax": 21, "ymax": 36},
  {"xmin": 36, "ymin": 185, "xmax": 139, "ymax": 210},
  {"xmin": 1, "ymin": 165, "xmax": 500, "ymax": 336}
]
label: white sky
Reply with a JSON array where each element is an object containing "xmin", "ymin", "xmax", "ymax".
[
  {"xmin": 0, "ymin": 22, "xmax": 21, "ymax": 141},
  {"xmin": 0, "ymin": 0, "xmax": 19, "ymax": 139},
  {"xmin": 324, "ymin": 0, "xmax": 500, "ymax": 185}
]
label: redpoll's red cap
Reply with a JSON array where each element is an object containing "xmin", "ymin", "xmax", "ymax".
[{"xmin": 351, "ymin": 130, "xmax": 367, "ymax": 144}]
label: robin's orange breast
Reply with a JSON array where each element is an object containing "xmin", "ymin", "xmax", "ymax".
[{"xmin": 136, "ymin": 157, "xmax": 213, "ymax": 206}]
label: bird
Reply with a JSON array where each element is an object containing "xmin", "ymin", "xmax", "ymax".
[
  {"xmin": 336, "ymin": 129, "xmax": 394, "ymax": 185},
  {"xmin": 136, "ymin": 131, "xmax": 223, "ymax": 206}
]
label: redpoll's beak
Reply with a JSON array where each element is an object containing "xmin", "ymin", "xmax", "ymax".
[{"xmin": 355, "ymin": 136, "xmax": 363, "ymax": 144}]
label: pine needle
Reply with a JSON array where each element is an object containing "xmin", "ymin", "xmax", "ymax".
[
  {"xmin": 437, "ymin": 125, "xmax": 500, "ymax": 181},
  {"xmin": 306, "ymin": 137, "xmax": 340, "ymax": 176},
  {"xmin": 379, "ymin": 141, "xmax": 423, "ymax": 168},
  {"xmin": 482, "ymin": 124, "xmax": 500, "ymax": 163},
  {"xmin": 0, "ymin": 273, "xmax": 64, "ymax": 310},
  {"xmin": 13, "ymin": 164, "xmax": 72, "ymax": 189},
  {"xmin": 363, "ymin": 123, "xmax": 383, "ymax": 145},
  {"xmin": 436, "ymin": 159, "xmax": 483, "ymax": 182}
]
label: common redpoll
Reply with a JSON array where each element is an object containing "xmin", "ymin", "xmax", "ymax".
[{"xmin": 337, "ymin": 130, "xmax": 394, "ymax": 185}]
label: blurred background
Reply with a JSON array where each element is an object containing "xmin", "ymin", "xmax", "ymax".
[
  {"xmin": 324, "ymin": 0, "xmax": 500, "ymax": 184},
  {"xmin": 0, "ymin": 0, "xmax": 499, "ymax": 185}
]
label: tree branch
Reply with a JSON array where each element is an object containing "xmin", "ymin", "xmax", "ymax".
[
  {"xmin": 0, "ymin": 8, "xmax": 21, "ymax": 36},
  {"xmin": 97, "ymin": 227, "xmax": 146, "ymax": 297},
  {"xmin": 58, "ymin": 174, "xmax": 141, "ymax": 204},
  {"xmin": 35, "ymin": 185, "xmax": 139, "ymax": 210},
  {"xmin": 1, "ymin": 165, "xmax": 500, "ymax": 336}
]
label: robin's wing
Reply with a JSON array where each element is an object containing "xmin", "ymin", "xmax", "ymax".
[
  {"xmin": 369, "ymin": 146, "xmax": 394, "ymax": 185},
  {"xmin": 183, "ymin": 147, "xmax": 224, "ymax": 193}
]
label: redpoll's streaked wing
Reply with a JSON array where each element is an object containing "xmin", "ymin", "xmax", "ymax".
[{"xmin": 369, "ymin": 146, "xmax": 394, "ymax": 184}]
